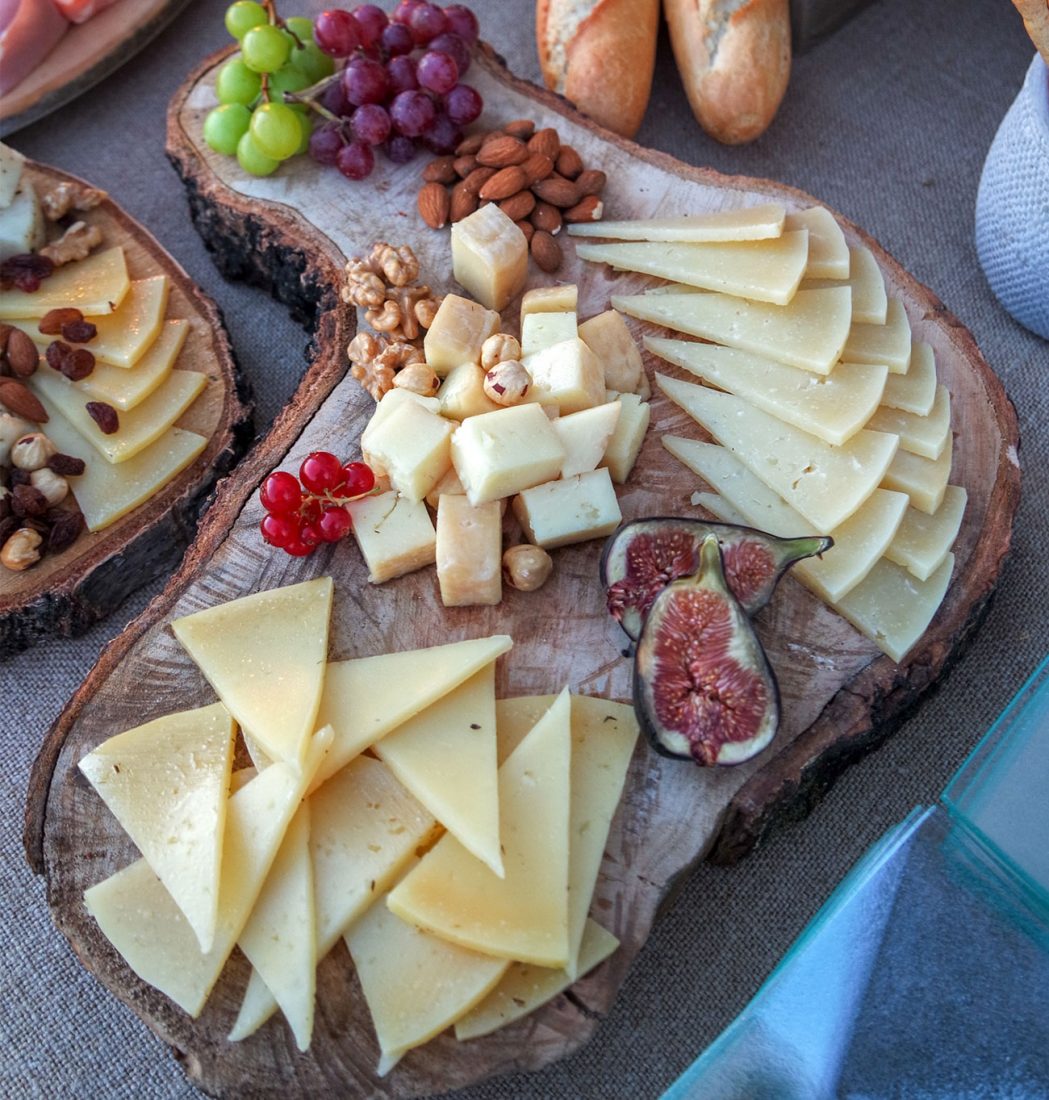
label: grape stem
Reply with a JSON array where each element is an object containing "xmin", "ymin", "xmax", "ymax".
[
  {"xmin": 284, "ymin": 71, "xmax": 343, "ymax": 121},
  {"xmin": 260, "ymin": 0, "xmax": 305, "ymax": 49}
]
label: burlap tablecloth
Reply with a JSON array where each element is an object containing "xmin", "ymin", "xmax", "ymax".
[{"xmin": 3, "ymin": 0, "xmax": 1046, "ymax": 1096}]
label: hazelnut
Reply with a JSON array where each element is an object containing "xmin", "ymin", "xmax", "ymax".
[
  {"xmin": 393, "ymin": 363, "xmax": 440, "ymax": 397},
  {"xmin": 503, "ymin": 544, "xmax": 553, "ymax": 592},
  {"xmin": 0, "ymin": 414, "xmax": 33, "ymax": 465},
  {"xmin": 1, "ymin": 527, "xmax": 42, "ymax": 571},
  {"xmin": 29, "ymin": 467, "xmax": 69, "ymax": 506},
  {"xmin": 11, "ymin": 432, "xmax": 57, "ymax": 471},
  {"xmin": 483, "ymin": 361, "xmax": 531, "ymax": 406},
  {"xmin": 481, "ymin": 333, "xmax": 522, "ymax": 370}
]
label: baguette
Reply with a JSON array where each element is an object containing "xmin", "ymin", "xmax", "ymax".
[
  {"xmin": 664, "ymin": 0, "xmax": 792, "ymax": 145},
  {"xmin": 536, "ymin": 0, "xmax": 661, "ymax": 139},
  {"xmin": 1012, "ymin": 0, "xmax": 1049, "ymax": 64}
]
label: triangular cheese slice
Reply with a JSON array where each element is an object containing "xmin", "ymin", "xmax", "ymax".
[
  {"xmin": 787, "ymin": 206, "xmax": 849, "ymax": 279},
  {"xmin": 802, "ymin": 244, "xmax": 888, "ymax": 325},
  {"xmin": 882, "ymin": 432, "xmax": 953, "ymax": 515},
  {"xmin": 78, "ymin": 702, "xmax": 234, "ymax": 953},
  {"xmin": 885, "ymin": 485, "xmax": 967, "ymax": 582},
  {"xmin": 388, "ymin": 690, "xmax": 572, "ymax": 967},
  {"xmin": 867, "ymin": 384, "xmax": 951, "ymax": 460},
  {"xmin": 375, "ymin": 663, "xmax": 502, "ymax": 876},
  {"xmin": 311, "ymin": 634, "xmax": 512, "ymax": 788},
  {"xmin": 172, "ymin": 577, "xmax": 333, "ymax": 766},
  {"xmin": 843, "ymin": 298, "xmax": 912, "ymax": 373},
  {"xmin": 237, "ymin": 803, "xmax": 315, "ymax": 1051},
  {"xmin": 566, "ymin": 203, "xmax": 785, "ymax": 242},
  {"xmin": 881, "ymin": 341, "xmax": 937, "ymax": 415}
]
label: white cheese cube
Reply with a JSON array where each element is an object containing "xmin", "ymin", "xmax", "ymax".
[
  {"xmin": 520, "ymin": 284, "xmax": 578, "ymax": 317},
  {"xmin": 451, "ymin": 404, "xmax": 565, "ymax": 505},
  {"xmin": 361, "ymin": 388, "xmax": 441, "ymax": 477},
  {"xmin": 437, "ymin": 361, "xmax": 502, "ymax": 420},
  {"xmin": 423, "ymin": 294, "xmax": 501, "ymax": 376},
  {"xmin": 362, "ymin": 399, "xmax": 454, "ymax": 502},
  {"xmin": 602, "ymin": 393, "xmax": 650, "ymax": 483},
  {"xmin": 0, "ymin": 143, "xmax": 26, "ymax": 209},
  {"xmin": 347, "ymin": 491, "xmax": 437, "ymax": 584},
  {"xmin": 512, "ymin": 468, "xmax": 622, "ymax": 549},
  {"xmin": 523, "ymin": 338, "xmax": 605, "ymax": 413},
  {"xmin": 578, "ymin": 310, "xmax": 645, "ymax": 394},
  {"xmin": 451, "ymin": 204, "xmax": 528, "ymax": 311},
  {"xmin": 425, "ymin": 465, "xmax": 466, "ymax": 509},
  {"xmin": 554, "ymin": 403, "xmax": 622, "ymax": 478},
  {"xmin": 436, "ymin": 495, "xmax": 502, "ymax": 606},
  {"xmin": 0, "ymin": 182, "xmax": 44, "ymax": 261},
  {"xmin": 521, "ymin": 311, "xmax": 578, "ymax": 357}
]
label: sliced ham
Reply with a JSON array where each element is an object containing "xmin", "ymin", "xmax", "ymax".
[{"xmin": 0, "ymin": 0, "xmax": 70, "ymax": 96}]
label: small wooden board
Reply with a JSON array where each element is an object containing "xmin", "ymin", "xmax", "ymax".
[
  {"xmin": 0, "ymin": 162, "xmax": 252, "ymax": 656},
  {"xmin": 25, "ymin": 45, "xmax": 1019, "ymax": 1099}
]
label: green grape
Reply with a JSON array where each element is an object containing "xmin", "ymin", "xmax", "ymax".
[
  {"xmin": 293, "ymin": 111, "xmax": 312, "ymax": 156},
  {"xmin": 224, "ymin": 1, "xmax": 267, "ymax": 41},
  {"xmin": 215, "ymin": 57, "xmax": 262, "ymax": 106},
  {"xmin": 250, "ymin": 101, "xmax": 302, "ymax": 160},
  {"xmin": 203, "ymin": 104, "xmax": 252, "ymax": 156},
  {"xmin": 236, "ymin": 131, "xmax": 281, "ymax": 176},
  {"xmin": 241, "ymin": 24, "xmax": 293, "ymax": 73},
  {"xmin": 268, "ymin": 65, "xmax": 310, "ymax": 100},
  {"xmin": 291, "ymin": 41, "xmax": 334, "ymax": 84},
  {"xmin": 284, "ymin": 16, "xmax": 314, "ymax": 43}
]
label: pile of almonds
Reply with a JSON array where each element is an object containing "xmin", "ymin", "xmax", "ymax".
[{"xmin": 417, "ymin": 118, "xmax": 606, "ymax": 274}]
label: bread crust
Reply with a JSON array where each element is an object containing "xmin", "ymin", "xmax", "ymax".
[
  {"xmin": 1012, "ymin": 0, "xmax": 1049, "ymax": 64},
  {"xmin": 664, "ymin": 0, "xmax": 792, "ymax": 145}
]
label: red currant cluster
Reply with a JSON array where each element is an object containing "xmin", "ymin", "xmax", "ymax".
[{"xmin": 259, "ymin": 451, "xmax": 375, "ymax": 556}]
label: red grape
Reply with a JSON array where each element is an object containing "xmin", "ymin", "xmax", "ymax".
[
  {"xmin": 429, "ymin": 32, "xmax": 470, "ymax": 76},
  {"xmin": 381, "ymin": 21, "xmax": 414, "ymax": 57},
  {"xmin": 342, "ymin": 56, "xmax": 389, "ymax": 106},
  {"xmin": 260, "ymin": 470, "xmax": 302, "ymax": 514},
  {"xmin": 336, "ymin": 140, "xmax": 376, "ymax": 179},
  {"xmin": 424, "ymin": 111, "xmax": 462, "ymax": 154},
  {"xmin": 444, "ymin": 82, "xmax": 482, "ymax": 126},
  {"xmin": 318, "ymin": 505, "xmax": 353, "ymax": 542},
  {"xmin": 309, "ymin": 122, "xmax": 345, "ymax": 165},
  {"xmin": 341, "ymin": 461, "xmax": 376, "ymax": 497},
  {"xmin": 314, "ymin": 9, "xmax": 361, "ymax": 57},
  {"xmin": 417, "ymin": 50, "xmax": 458, "ymax": 95},
  {"xmin": 391, "ymin": 0, "xmax": 423, "ymax": 26},
  {"xmin": 390, "ymin": 89, "xmax": 435, "ymax": 137},
  {"xmin": 386, "ymin": 54, "xmax": 418, "ymax": 94},
  {"xmin": 444, "ymin": 5, "xmax": 479, "ymax": 43},
  {"xmin": 351, "ymin": 103, "xmax": 392, "ymax": 145},
  {"xmin": 260, "ymin": 512, "xmax": 301, "ymax": 548},
  {"xmin": 386, "ymin": 134, "xmax": 418, "ymax": 163},
  {"xmin": 300, "ymin": 450, "xmax": 346, "ymax": 493},
  {"xmin": 351, "ymin": 4, "xmax": 388, "ymax": 47},
  {"xmin": 409, "ymin": 3, "xmax": 448, "ymax": 44}
]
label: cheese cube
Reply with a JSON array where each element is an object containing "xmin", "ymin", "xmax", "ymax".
[
  {"xmin": 437, "ymin": 362, "xmax": 502, "ymax": 420},
  {"xmin": 578, "ymin": 310, "xmax": 644, "ymax": 394},
  {"xmin": 603, "ymin": 393, "xmax": 650, "ymax": 483},
  {"xmin": 520, "ymin": 284, "xmax": 578, "ymax": 317},
  {"xmin": 0, "ymin": 183, "xmax": 44, "ymax": 262},
  {"xmin": 554, "ymin": 402, "xmax": 622, "ymax": 478},
  {"xmin": 451, "ymin": 204, "xmax": 528, "ymax": 311},
  {"xmin": 0, "ymin": 143, "xmax": 26, "ymax": 209},
  {"xmin": 346, "ymin": 491, "xmax": 437, "ymax": 583},
  {"xmin": 451, "ymin": 404, "xmax": 565, "ymax": 505},
  {"xmin": 512, "ymin": 468, "xmax": 622, "ymax": 548},
  {"xmin": 523, "ymin": 338, "xmax": 605, "ymax": 413},
  {"xmin": 362, "ymin": 399, "xmax": 454, "ymax": 502},
  {"xmin": 436, "ymin": 495, "xmax": 502, "ymax": 606},
  {"xmin": 361, "ymin": 389, "xmax": 440, "ymax": 475},
  {"xmin": 521, "ymin": 311, "xmax": 577, "ymax": 357},
  {"xmin": 425, "ymin": 465, "xmax": 466, "ymax": 509},
  {"xmin": 423, "ymin": 294, "xmax": 501, "ymax": 376}
]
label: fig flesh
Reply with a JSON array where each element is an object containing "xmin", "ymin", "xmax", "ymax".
[
  {"xmin": 602, "ymin": 517, "xmax": 832, "ymax": 641},
  {"xmin": 634, "ymin": 534, "xmax": 780, "ymax": 766}
]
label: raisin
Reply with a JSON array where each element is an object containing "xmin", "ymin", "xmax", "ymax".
[
  {"xmin": 46, "ymin": 341, "xmax": 72, "ymax": 372},
  {"xmin": 62, "ymin": 320, "xmax": 97, "ymax": 343},
  {"xmin": 48, "ymin": 453, "xmax": 86, "ymax": 477},
  {"xmin": 11, "ymin": 484, "xmax": 48, "ymax": 518},
  {"xmin": 62, "ymin": 348, "xmax": 95, "ymax": 381},
  {"xmin": 47, "ymin": 510, "xmax": 84, "ymax": 554},
  {"xmin": 85, "ymin": 401, "xmax": 119, "ymax": 434},
  {"xmin": 0, "ymin": 253, "xmax": 54, "ymax": 293}
]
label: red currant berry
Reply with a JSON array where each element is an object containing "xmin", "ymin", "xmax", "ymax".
[
  {"xmin": 260, "ymin": 470, "xmax": 303, "ymax": 514},
  {"xmin": 300, "ymin": 450, "xmax": 346, "ymax": 494},
  {"xmin": 260, "ymin": 512, "xmax": 300, "ymax": 548},
  {"xmin": 341, "ymin": 460, "xmax": 376, "ymax": 497},
  {"xmin": 300, "ymin": 521, "xmax": 325, "ymax": 548},
  {"xmin": 284, "ymin": 536, "xmax": 315, "ymax": 557},
  {"xmin": 318, "ymin": 505, "xmax": 352, "ymax": 542}
]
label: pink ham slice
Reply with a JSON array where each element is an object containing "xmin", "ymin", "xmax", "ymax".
[
  {"xmin": 0, "ymin": 0, "xmax": 70, "ymax": 96},
  {"xmin": 51, "ymin": 0, "xmax": 121, "ymax": 23}
]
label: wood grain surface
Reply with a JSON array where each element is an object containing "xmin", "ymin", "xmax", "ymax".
[{"xmin": 25, "ymin": 44, "xmax": 1020, "ymax": 1098}]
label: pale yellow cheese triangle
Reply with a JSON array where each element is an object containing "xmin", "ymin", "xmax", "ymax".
[
  {"xmin": 787, "ymin": 206, "xmax": 849, "ymax": 279},
  {"xmin": 843, "ymin": 298, "xmax": 912, "ymax": 373},
  {"xmin": 78, "ymin": 702, "xmax": 234, "ymax": 954},
  {"xmin": 229, "ymin": 968, "xmax": 274, "ymax": 1042},
  {"xmin": 455, "ymin": 919, "xmax": 619, "ymax": 1040},
  {"xmin": 566, "ymin": 203, "xmax": 785, "ymax": 242},
  {"xmin": 388, "ymin": 690, "xmax": 572, "ymax": 968},
  {"xmin": 882, "ymin": 432, "xmax": 953, "ymax": 515},
  {"xmin": 237, "ymin": 803, "xmax": 315, "ymax": 1052},
  {"xmin": 867, "ymin": 384, "xmax": 951, "ymax": 460},
  {"xmin": 0, "ymin": 245, "xmax": 129, "ymax": 318},
  {"xmin": 885, "ymin": 485, "xmax": 967, "ymax": 582},
  {"xmin": 311, "ymin": 634, "xmax": 512, "ymax": 788},
  {"xmin": 802, "ymin": 244, "xmax": 888, "ymax": 325},
  {"xmin": 172, "ymin": 578, "xmax": 333, "ymax": 767},
  {"xmin": 375, "ymin": 663, "xmax": 502, "ymax": 876},
  {"xmin": 71, "ymin": 319, "xmax": 187, "ymax": 411}
]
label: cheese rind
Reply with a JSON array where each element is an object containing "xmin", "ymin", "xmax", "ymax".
[
  {"xmin": 566, "ymin": 203, "xmax": 786, "ymax": 242},
  {"xmin": 450, "ymin": 204, "xmax": 528, "ymax": 311},
  {"xmin": 0, "ymin": 143, "xmax": 25, "ymax": 209},
  {"xmin": 885, "ymin": 485, "xmax": 967, "ymax": 581},
  {"xmin": 881, "ymin": 341, "xmax": 937, "ymax": 415},
  {"xmin": 435, "ymin": 494, "xmax": 502, "ymax": 606},
  {"xmin": 512, "ymin": 468, "xmax": 622, "ymax": 549},
  {"xmin": 0, "ymin": 245, "xmax": 130, "ymax": 318},
  {"xmin": 787, "ymin": 206, "xmax": 849, "ymax": 279},
  {"xmin": 867, "ymin": 384, "xmax": 951, "ymax": 460},
  {"xmin": 0, "ymin": 182, "xmax": 44, "ymax": 261},
  {"xmin": 520, "ymin": 284, "xmax": 578, "ymax": 315},
  {"xmin": 843, "ymin": 298, "xmax": 912, "ymax": 373},
  {"xmin": 802, "ymin": 245, "xmax": 887, "ymax": 325},
  {"xmin": 345, "ymin": 491, "xmax": 437, "ymax": 583}
]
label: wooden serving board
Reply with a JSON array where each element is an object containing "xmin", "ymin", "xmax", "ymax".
[
  {"xmin": 0, "ymin": 162, "xmax": 252, "ymax": 657},
  {"xmin": 25, "ymin": 45, "xmax": 1019, "ymax": 1098}
]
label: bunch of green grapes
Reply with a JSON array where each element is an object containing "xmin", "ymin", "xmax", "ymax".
[{"xmin": 203, "ymin": 1, "xmax": 335, "ymax": 177}]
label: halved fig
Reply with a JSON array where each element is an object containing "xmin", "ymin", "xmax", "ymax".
[
  {"xmin": 634, "ymin": 534, "xmax": 780, "ymax": 766},
  {"xmin": 602, "ymin": 517, "xmax": 832, "ymax": 640}
]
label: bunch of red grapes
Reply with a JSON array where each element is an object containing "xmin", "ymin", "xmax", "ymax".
[
  {"xmin": 309, "ymin": 0, "xmax": 483, "ymax": 180},
  {"xmin": 259, "ymin": 452, "xmax": 375, "ymax": 556}
]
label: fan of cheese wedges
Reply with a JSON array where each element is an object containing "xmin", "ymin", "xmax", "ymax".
[
  {"xmin": 570, "ymin": 203, "xmax": 966, "ymax": 661},
  {"xmin": 78, "ymin": 576, "xmax": 637, "ymax": 1073}
]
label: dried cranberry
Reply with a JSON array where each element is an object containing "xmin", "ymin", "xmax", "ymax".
[
  {"xmin": 48, "ymin": 453, "xmax": 86, "ymax": 477},
  {"xmin": 62, "ymin": 320, "xmax": 97, "ymax": 343},
  {"xmin": 85, "ymin": 401, "xmax": 119, "ymax": 434},
  {"xmin": 0, "ymin": 253, "xmax": 54, "ymax": 293}
]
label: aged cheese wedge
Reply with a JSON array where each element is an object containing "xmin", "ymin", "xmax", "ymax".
[
  {"xmin": 692, "ymin": 491, "xmax": 748, "ymax": 525},
  {"xmin": 663, "ymin": 436, "xmax": 909, "ymax": 602},
  {"xmin": 843, "ymin": 298, "xmax": 912, "ymax": 373},
  {"xmin": 577, "ymin": 231, "xmax": 809, "ymax": 306},
  {"xmin": 832, "ymin": 554, "xmax": 954, "ymax": 661},
  {"xmin": 346, "ymin": 867, "xmax": 509, "ymax": 1073},
  {"xmin": 236, "ymin": 803, "xmax": 315, "ymax": 1052},
  {"xmin": 375, "ymin": 663, "xmax": 503, "ymax": 877},
  {"xmin": 882, "ymin": 432, "xmax": 953, "ymax": 514},
  {"xmin": 612, "ymin": 287, "xmax": 852, "ymax": 375},
  {"xmin": 554, "ymin": 402, "xmax": 622, "ymax": 477},
  {"xmin": 455, "ymin": 919, "xmax": 620, "ymax": 1041},
  {"xmin": 867, "ymin": 384, "xmax": 951, "ymax": 459},
  {"xmin": 311, "ymin": 634, "xmax": 512, "ymax": 788},
  {"xmin": 801, "ymin": 244, "xmax": 887, "ymax": 325},
  {"xmin": 495, "ymin": 694, "xmax": 638, "ymax": 978},
  {"xmin": 346, "ymin": 490, "xmax": 437, "ymax": 583},
  {"xmin": 172, "ymin": 577, "xmax": 333, "ymax": 767},
  {"xmin": 0, "ymin": 245, "xmax": 130, "ymax": 318},
  {"xmin": 83, "ymin": 727, "xmax": 332, "ymax": 1017},
  {"xmin": 68, "ymin": 319, "xmax": 186, "ymax": 411},
  {"xmin": 881, "ymin": 341, "xmax": 937, "ymax": 416},
  {"xmin": 35, "ymin": 394, "xmax": 206, "ymax": 531},
  {"xmin": 885, "ymin": 485, "xmax": 967, "ymax": 581},
  {"xmin": 78, "ymin": 702, "xmax": 234, "ymax": 954},
  {"xmin": 388, "ymin": 690, "xmax": 572, "ymax": 968},
  {"xmin": 787, "ymin": 206, "xmax": 850, "ymax": 279},
  {"xmin": 31, "ymin": 367, "xmax": 206, "ymax": 464},
  {"xmin": 646, "ymin": 336, "xmax": 888, "ymax": 445},
  {"xmin": 658, "ymin": 375, "xmax": 899, "ymax": 531},
  {"xmin": 567, "ymin": 203, "xmax": 785, "ymax": 242}
]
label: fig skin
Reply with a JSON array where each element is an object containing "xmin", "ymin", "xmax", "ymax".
[
  {"xmin": 633, "ymin": 534, "xmax": 781, "ymax": 767},
  {"xmin": 602, "ymin": 517, "xmax": 832, "ymax": 641}
]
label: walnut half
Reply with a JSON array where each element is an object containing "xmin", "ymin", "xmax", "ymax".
[{"xmin": 39, "ymin": 222, "xmax": 103, "ymax": 267}]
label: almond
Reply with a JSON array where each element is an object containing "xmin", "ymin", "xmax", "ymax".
[
  {"xmin": 499, "ymin": 189, "xmax": 537, "ymax": 222},
  {"xmin": 455, "ymin": 132, "xmax": 487, "ymax": 156},
  {"xmin": 0, "ymin": 379, "xmax": 47, "ymax": 423},
  {"xmin": 555, "ymin": 145, "xmax": 583, "ymax": 179},
  {"xmin": 563, "ymin": 195, "xmax": 604, "ymax": 224},
  {"xmin": 417, "ymin": 181, "xmax": 450, "ymax": 229},
  {"xmin": 520, "ymin": 152, "xmax": 554, "ymax": 185},
  {"xmin": 528, "ymin": 127, "xmax": 560, "ymax": 160},
  {"xmin": 478, "ymin": 165, "xmax": 528, "ymax": 201},
  {"xmin": 515, "ymin": 219, "xmax": 535, "ymax": 243},
  {"xmin": 422, "ymin": 155, "xmax": 457, "ymax": 184},
  {"xmin": 530, "ymin": 230, "xmax": 562, "ymax": 273},
  {"xmin": 5, "ymin": 329, "xmax": 38, "ymax": 378},
  {"xmin": 477, "ymin": 134, "xmax": 528, "ymax": 167},
  {"xmin": 453, "ymin": 154, "xmax": 478, "ymax": 178},
  {"xmin": 532, "ymin": 175, "xmax": 580, "ymax": 208},
  {"xmin": 462, "ymin": 165, "xmax": 497, "ymax": 194},
  {"xmin": 503, "ymin": 118, "xmax": 536, "ymax": 139},
  {"xmin": 450, "ymin": 181, "xmax": 480, "ymax": 222},
  {"xmin": 575, "ymin": 169, "xmax": 607, "ymax": 197},
  {"xmin": 531, "ymin": 201, "xmax": 563, "ymax": 235}
]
